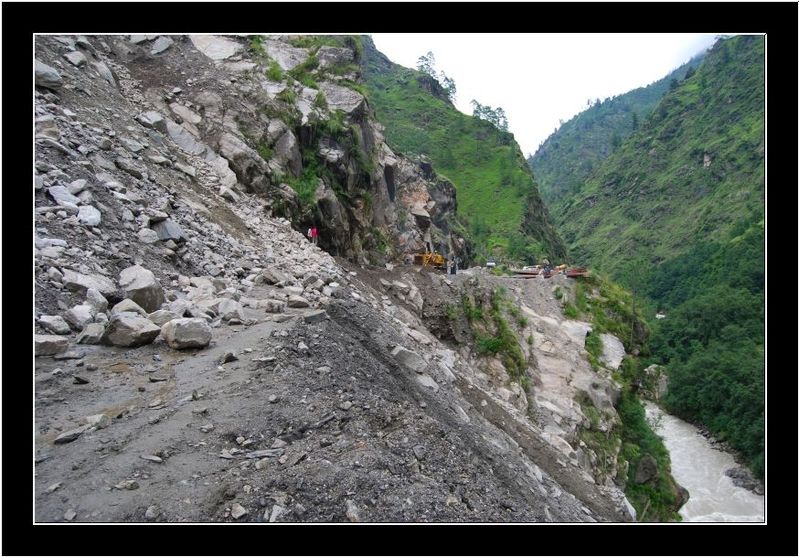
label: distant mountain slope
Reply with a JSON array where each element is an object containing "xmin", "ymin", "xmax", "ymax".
[
  {"xmin": 361, "ymin": 37, "xmax": 566, "ymax": 262},
  {"xmin": 550, "ymin": 35, "xmax": 765, "ymax": 477},
  {"xmin": 529, "ymin": 53, "xmax": 707, "ymax": 206}
]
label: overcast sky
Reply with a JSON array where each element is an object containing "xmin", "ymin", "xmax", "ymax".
[{"xmin": 370, "ymin": 34, "xmax": 718, "ymax": 157}]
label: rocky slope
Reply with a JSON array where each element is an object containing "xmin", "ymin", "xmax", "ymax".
[{"xmin": 34, "ymin": 34, "xmax": 635, "ymax": 523}]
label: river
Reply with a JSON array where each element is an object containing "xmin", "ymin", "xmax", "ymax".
[{"xmin": 644, "ymin": 402, "xmax": 764, "ymax": 522}]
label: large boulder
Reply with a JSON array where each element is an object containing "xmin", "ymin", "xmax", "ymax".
[
  {"xmin": 634, "ymin": 454, "xmax": 659, "ymax": 484},
  {"xmin": 217, "ymin": 299, "xmax": 244, "ymax": 321},
  {"xmin": 38, "ymin": 315, "xmax": 71, "ymax": 335},
  {"xmin": 160, "ymin": 318, "xmax": 212, "ymax": 349},
  {"xmin": 151, "ymin": 219, "xmax": 185, "ymax": 242},
  {"xmin": 77, "ymin": 205, "xmax": 102, "ymax": 227},
  {"xmin": 391, "ymin": 346, "xmax": 427, "ymax": 373},
  {"xmin": 600, "ymin": 333, "xmax": 626, "ymax": 370},
  {"xmin": 273, "ymin": 130, "xmax": 302, "ymax": 177},
  {"xmin": 317, "ymin": 46, "xmax": 354, "ymax": 68},
  {"xmin": 262, "ymin": 39, "xmax": 308, "ymax": 70},
  {"xmin": 166, "ymin": 119, "xmax": 207, "ymax": 155},
  {"xmin": 136, "ymin": 111, "xmax": 167, "ymax": 133},
  {"xmin": 101, "ymin": 313, "xmax": 161, "ymax": 347},
  {"xmin": 64, "ymin": 304, "xmax": 95, "ymax": 331},
  {"xmin": 35, "ymin": 334, "xmax": 69, "ymax": 356},
  {"xmin": 189, "ymin": 35, "xmax": 243, "ymax": 60},
  {"xmin": 76, "ymin": 323, "xmax": 105, "ymax": 345},
  {"xmin": 319, "ymin": 81, "xmax": 366, "ymax": 115},
  {"xmin": 35, "ymin": 60, "xmax": 63, "ymax": 89},
  {"xmin": 62, "ymin": 269, "xmax": 117, "ymax": 297},
  {"xmin": 111, "ymin": 298, "xmax": 148, "ymax": 317},
  {"xmin": 147, "ymin": 309, "xmax": 181, "ymax": 327},
  {"xmin": 119, "ymin": 265, "xmax": 165, "ymax": 313}
]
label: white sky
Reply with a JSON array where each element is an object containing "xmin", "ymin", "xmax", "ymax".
[{"xmin": 370, "ymin": 33, "xmax": 718, "ymax": 156}]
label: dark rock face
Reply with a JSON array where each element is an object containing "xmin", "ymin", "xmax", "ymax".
[{"xmin": 634, "ymin": 454, "xmax": 659, "ymax": 484}]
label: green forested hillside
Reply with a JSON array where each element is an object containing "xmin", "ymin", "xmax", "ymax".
[
  {"xmin": 552, "ymin": 35, "xmax": 765, "ymax": 477},
  {"xmin": 529, "ymin": 54, "xmax": 705, "ymax": 206},
  {"xmin": 527, "ymin": 53, "xmax": 705, "ymax": 206},
  {"xmin": 558, "ymin": 35, "xmax": 763, "ymax": 281},
  {"xmin": 361, "ymin": 37, "xmax": 566, "ymax": 262}
]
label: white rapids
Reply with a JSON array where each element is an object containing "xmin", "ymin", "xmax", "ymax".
[{"xmin": 644, "ymin": 402, "xmax": 764, "ymax": 522}]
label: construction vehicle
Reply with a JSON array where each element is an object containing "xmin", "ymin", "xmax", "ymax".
[{"xmin": 411, "ymin": 251, "xmax": 446, "ymax": 270}]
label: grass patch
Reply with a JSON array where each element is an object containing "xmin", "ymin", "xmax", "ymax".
[{"xmin": 266, "ymin": 60, "xmax": 284, "ymax": 81}]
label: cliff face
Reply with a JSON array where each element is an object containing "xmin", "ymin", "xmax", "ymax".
[
  {"xmin": 361, "ymin": 36, "xmax": 566, "ymax": 264},
  {"xmin": 73, "ymin": 35, "xmax": 471, "ymax": 266}
]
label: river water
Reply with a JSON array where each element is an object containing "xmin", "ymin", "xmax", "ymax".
[{"xmin": 644, "ymin": 402, "xmax": 765, "ymax": 522}]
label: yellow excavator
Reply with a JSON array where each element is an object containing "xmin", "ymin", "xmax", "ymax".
[{"xmin": 412, "ymin": 251, "xmax": 446, "ymax": 269}]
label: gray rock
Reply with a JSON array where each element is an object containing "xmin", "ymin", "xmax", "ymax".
[
  {"xmin": 147, "ymin": 309, "xmax": 181, "ymax": 327},
  {"xmin": 273, "ymin": 130, "xmax": 302, "ymax": 177},
  {"xmin": 101, "ymin": 313, "xmax": 161, "ymax": 347},
  {"xmin": 119, "ymin": 265, "xmax": 165, "ymax": 313},
  {"xmin": 64, "ymin": 304, "xmax": 94, "ymax": 331},
  {"xmin": 230, "ymin": 503, "xmax": 248, "ymax": 519},
  {"xmin": 150, "ymin": 36, "xmax": 174, "ymax": 55},
  {"xmin": 160, "ymin": 318, "xmax": 212, "ymax": 349},
  {"xmin": 174, "ymin": 162, "xmax": 196, "ymax": 178},
  {"xmin": 262, "ymin": 40, "xmax": 308, "ymax": 70},
  {"xmin": 145, "ymin": 505, "xmax": 160, "ymax": 520},
  {"xmin": 599, "ymin": 333, "xmax": 626, "ymax": 371},
  {"xmin": 85, "ymin": 414, "xmax": 111, "ymax": 429},
  {"xmin": 35, "ymin": 60, "xmax": 63, "ymax": 89},
  {"xmin": 287, "ymin": 295, "xmax": 310, "ymax": 308},
  {"xmin": 54, "ymin": 425, "xmax": 90, "ymax": 444},
  {"xmin": 35, "ymin": 115, "xmax": 60, "ymax": 139},
  {"xmin": 136, "ymin": 111, "xmax": 167, "ymax": 133},
  {"xmin": 151, "ymin": 219, "xmax": 185, "ymax": 242},
  {"xmin": 189, "ymin": 35, "xmax": 243, "ymax": 60},
  {"xmin": 86, "ymin": 288, "xmax": 108, "ymax": 314},
  {"xmin": 67, "ymin": 179, "xmax": 88, "ymax": 195},
  {"xmin": 122, "ymin": 138, "xmax": 145, "ymax": 153},
  {"xmin": 219, "ymin": 186, "xmax": 240, "ymax": 202},
  {"xmin": 62, "ymin": 269, "xmax": 116, "ymax": 297},
  {"xmin": 317, "ymin": 45, "xmax": 354, "ymax": 68},
  {"xmin": 64, "ymin": 51, "xmax": 87, "ymax": 67},
  {"xmin": 93, "ymin": 61, "xmax": 116, "ymax": 86},
  {"xmin": 413, "ymin": 445, "xmax": 427, "ymax": 460},
  {"xmin": 634, "ymin": 454, "xmax": 658, "ymax": 484},
  {"xmin": 302, "ymin": 310, "xmax": 327, "ymax": 324},
  {"xmin": 76, "ymin": 323, "xmax": 105, "ymax": 345},
  {"xmin": 138, "ymin": 228, "xmax": 160, "ymax": 244},
  {"xmin": 319, "ymin": 81, "xmax": 366, "ymax": 114},
  {"xmin": 268, "ymin": 504, "xmax": 287, "ymax": 522},
  {"xmin": 416, "ymin": 374, "xmax": 439, "ymax": 392},
  {"xmin": 166, "ymin": 120, "xmax": 207, "ymax": 155},
  {"xmin": 77, "ymin": 205, "xmax": 102, "ymax": 226},
  {"xmin": 391, "ymin": 346, "xmax": 427, "ymax": 373},
  {"xmin": 35, "ymin": 334, "xmax": 69, "ymax": 356},
  {"xmin": 111, "ymin": 298, "xmax": 148, "ymax": 317},
  {"xmin": 217, "ymin": 299, "xmax": 244, "ymax": 321},
  {"xmin": 39, "ymin": 315, "xmax": 71, "ymax": 335},
  {"xmin": 48, "ymin": 186, "xmax": 81, "ymax": 206},
  {"xmin": 114, "ymin": 157, "xmax": 144, "ymax": 179},
  {"xmin": 64, "ymin": 509, "xmax": 77, "ymax": 521}
]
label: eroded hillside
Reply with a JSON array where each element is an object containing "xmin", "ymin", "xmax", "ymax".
[{"xmin": 34, "ymin": 34, "xmax": 648, "ymax": 523}]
